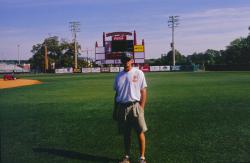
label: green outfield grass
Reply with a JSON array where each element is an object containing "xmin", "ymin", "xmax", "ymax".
[{"xmin": 1, "ymin": 72, "xmax": 250, "ymax": 163}]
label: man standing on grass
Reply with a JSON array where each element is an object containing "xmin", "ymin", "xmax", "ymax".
[{"xmin": 113, "ymin": 53, "xmax": 148, "ymax": 163}]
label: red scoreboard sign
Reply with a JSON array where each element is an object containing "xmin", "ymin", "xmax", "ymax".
[{"xmin": 112, "ymin": 35, "xmax": 127, "ymax": 40}]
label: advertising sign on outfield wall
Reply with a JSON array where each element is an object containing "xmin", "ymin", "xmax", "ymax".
[
  {"xmin": 82, "ymin": 68, "xmax": 92, "ymax": 73},
  {"xmin": 110, "ymin": 67, "xmax": 120, "ymax": 72},
  {"xmin": 55, "ymin": 68, "xmax": 73, "ymax": 73},
  {"xmin": 101, "ymin": 67, "xmax": 110, "ymax": 73},
  {"xmin": 150, "ymin": 66, "xmax": 160, "ymax": 72},
  {"xmin": 159, "ymin": 66, "xmax": 171, "ymax": 71},
  {"xmin": 91, "ymin": 67, "xmax": 101, "ymax": 73},
  {"xmin": 171, "ymin": 66, "xmax": 181, "ymax": 71}
]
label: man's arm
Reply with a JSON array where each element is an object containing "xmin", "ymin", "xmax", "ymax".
[{"xmin": 139, "ymin": 88, "xmax": 147, "ymax": 109}]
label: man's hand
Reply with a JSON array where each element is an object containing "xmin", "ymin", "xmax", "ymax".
[{"xmin": 139, "ymin": 88, "xmax": 147, "ymax": 110}]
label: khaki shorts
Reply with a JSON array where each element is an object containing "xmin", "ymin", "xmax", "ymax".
[{"xmin": 116, "ymin": 102, "xmax": 147, "ymax": 134}]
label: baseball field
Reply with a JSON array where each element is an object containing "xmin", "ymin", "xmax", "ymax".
[{"xmin": 1, "ymin": 72, "xmax": 250, "ymax": 163}]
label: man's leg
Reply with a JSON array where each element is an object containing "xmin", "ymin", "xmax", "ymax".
[
  {"xmin": 138, "ymin": 132, "xmax": 146, "ymax": 158},
  {"xmin": 124, "ymin": 128, "xmax": 132, "ymax": 156}
]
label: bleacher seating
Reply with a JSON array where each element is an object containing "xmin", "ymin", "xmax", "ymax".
[{"xmin": 0, "ymin": 63, "xmax": 30, "ymax": 73}]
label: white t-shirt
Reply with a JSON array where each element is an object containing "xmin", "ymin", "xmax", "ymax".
[{"xmin": 114, "ymin": 67, "xmax": 147, "ymax": 103}]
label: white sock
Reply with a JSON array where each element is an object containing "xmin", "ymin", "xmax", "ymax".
[{"xmin": 140, "ymin": 156, "xmax": 145, "ymax": 160}]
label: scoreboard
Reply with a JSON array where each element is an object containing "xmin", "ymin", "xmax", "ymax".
[
  {"xmin": 111, "ymin": 40, "xmax": 134, "ymax": 52},
  {"xmin": 95, "ymin": 31, "xmax": 145, "ymax": 65}
]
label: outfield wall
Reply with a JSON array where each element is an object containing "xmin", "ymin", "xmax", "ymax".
[
  {"xmin": 55, "ymin": 68, "xmax": 73, "ymax": 73},
  {"xmin": 205, "ymin": 65, "xmax": 250, "ymax": 71},
  {"xmin": 55, "ymin": 65, "xmax": 198, "ymax": 74},
  {"xmin": 81, "ymin": 66, "xmax": 172, "ymax": 73}
]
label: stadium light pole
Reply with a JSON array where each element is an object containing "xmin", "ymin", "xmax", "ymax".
[
  {"xmin": 168, "ymin": 16, "xmax": 179, "ymax": 66},
  {"xmin": 17, "ymin": 44, "xmax": 20, "ymax": 65},
  {"xmin": 70, "ymin": 21, "xmax": 80, "ymax": 69},
  {"xmin": 86, "ymin": 48, "xmax": 89, "ymax": 67}
]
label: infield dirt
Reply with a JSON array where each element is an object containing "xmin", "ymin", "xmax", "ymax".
[{"xmin": 0, "ymin": 79, "xmax": 41, "ymax": 89}]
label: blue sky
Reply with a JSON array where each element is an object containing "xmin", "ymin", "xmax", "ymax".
[{"xmin": 1, "ymin": 0, "xmax": 250, "ymax": 60}]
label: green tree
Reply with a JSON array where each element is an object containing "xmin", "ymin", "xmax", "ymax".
[
  {"xmin": 29, "ymin": 43, "xmax": 45, "ymax": 72},
  {"xmin": 204, "ymin": 49, "xmax": 222, "ymax": 65},
  {"xmin": 162, "ymin": 50, "xmax": 186, "ymax": 65},
  {"xmin": 187, "ymin": 50, "xmax": 222, "ymax": 65},
  {"xmin": 29, "ymin": 36, "xmax": 81, "ymax": 72},
  {"xmin": 223, "ymin": 37, "xmax": 250, "ymax": 65},
  {"xmin": 187, "ymin": 52, "xmax": 205, "ymax": 65}
]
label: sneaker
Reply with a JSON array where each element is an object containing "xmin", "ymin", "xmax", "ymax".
[
  {"xmin": 138, "ymin": 158, "xmax": 147, "ymax": 163},
  {"xmin": 119, "ymin": 156, "xmax": 130, "ymax": 163}
]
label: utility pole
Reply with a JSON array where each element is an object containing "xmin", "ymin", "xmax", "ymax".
[
  {"xmin": 86, "ymin": 48, "xmax": 89, "ymax": 67},
  {"xmin": 69, "ymin": 21, "xmax": 80, "ymax": 69},
  {"xmin": 168, "ymin": 16, "xmax": 179, "ymax": 66},
  {"xmin": 17, "ymin": 44, "xmax": 20, "ymax": 65}
]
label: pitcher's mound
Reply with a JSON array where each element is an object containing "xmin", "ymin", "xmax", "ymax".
[{"xmin": 0, "ymin": 79, "xmax": 42, "ymax": 89}]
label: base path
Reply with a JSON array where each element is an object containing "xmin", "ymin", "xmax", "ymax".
[{"xmin": 0, "ymin": 79, "xmax": 42, "ymax": 89}]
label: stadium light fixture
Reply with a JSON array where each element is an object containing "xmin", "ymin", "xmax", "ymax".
[
  {"xmin": 70, "ymin": 21, "xmax": 81, "ymax": 69},
  {"xmin": 168, "ymin": 16, "xmax": 180, "ymax": 66}
]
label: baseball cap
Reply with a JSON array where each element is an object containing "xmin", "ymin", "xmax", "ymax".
[{"xmin": 120, "ymin": 53, "xmax": 133, "ymax": 62}]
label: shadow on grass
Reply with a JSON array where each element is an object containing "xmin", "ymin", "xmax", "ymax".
[{"xmin": 33, "ymin": 148, "xmax": 119, "ymax": 163}]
